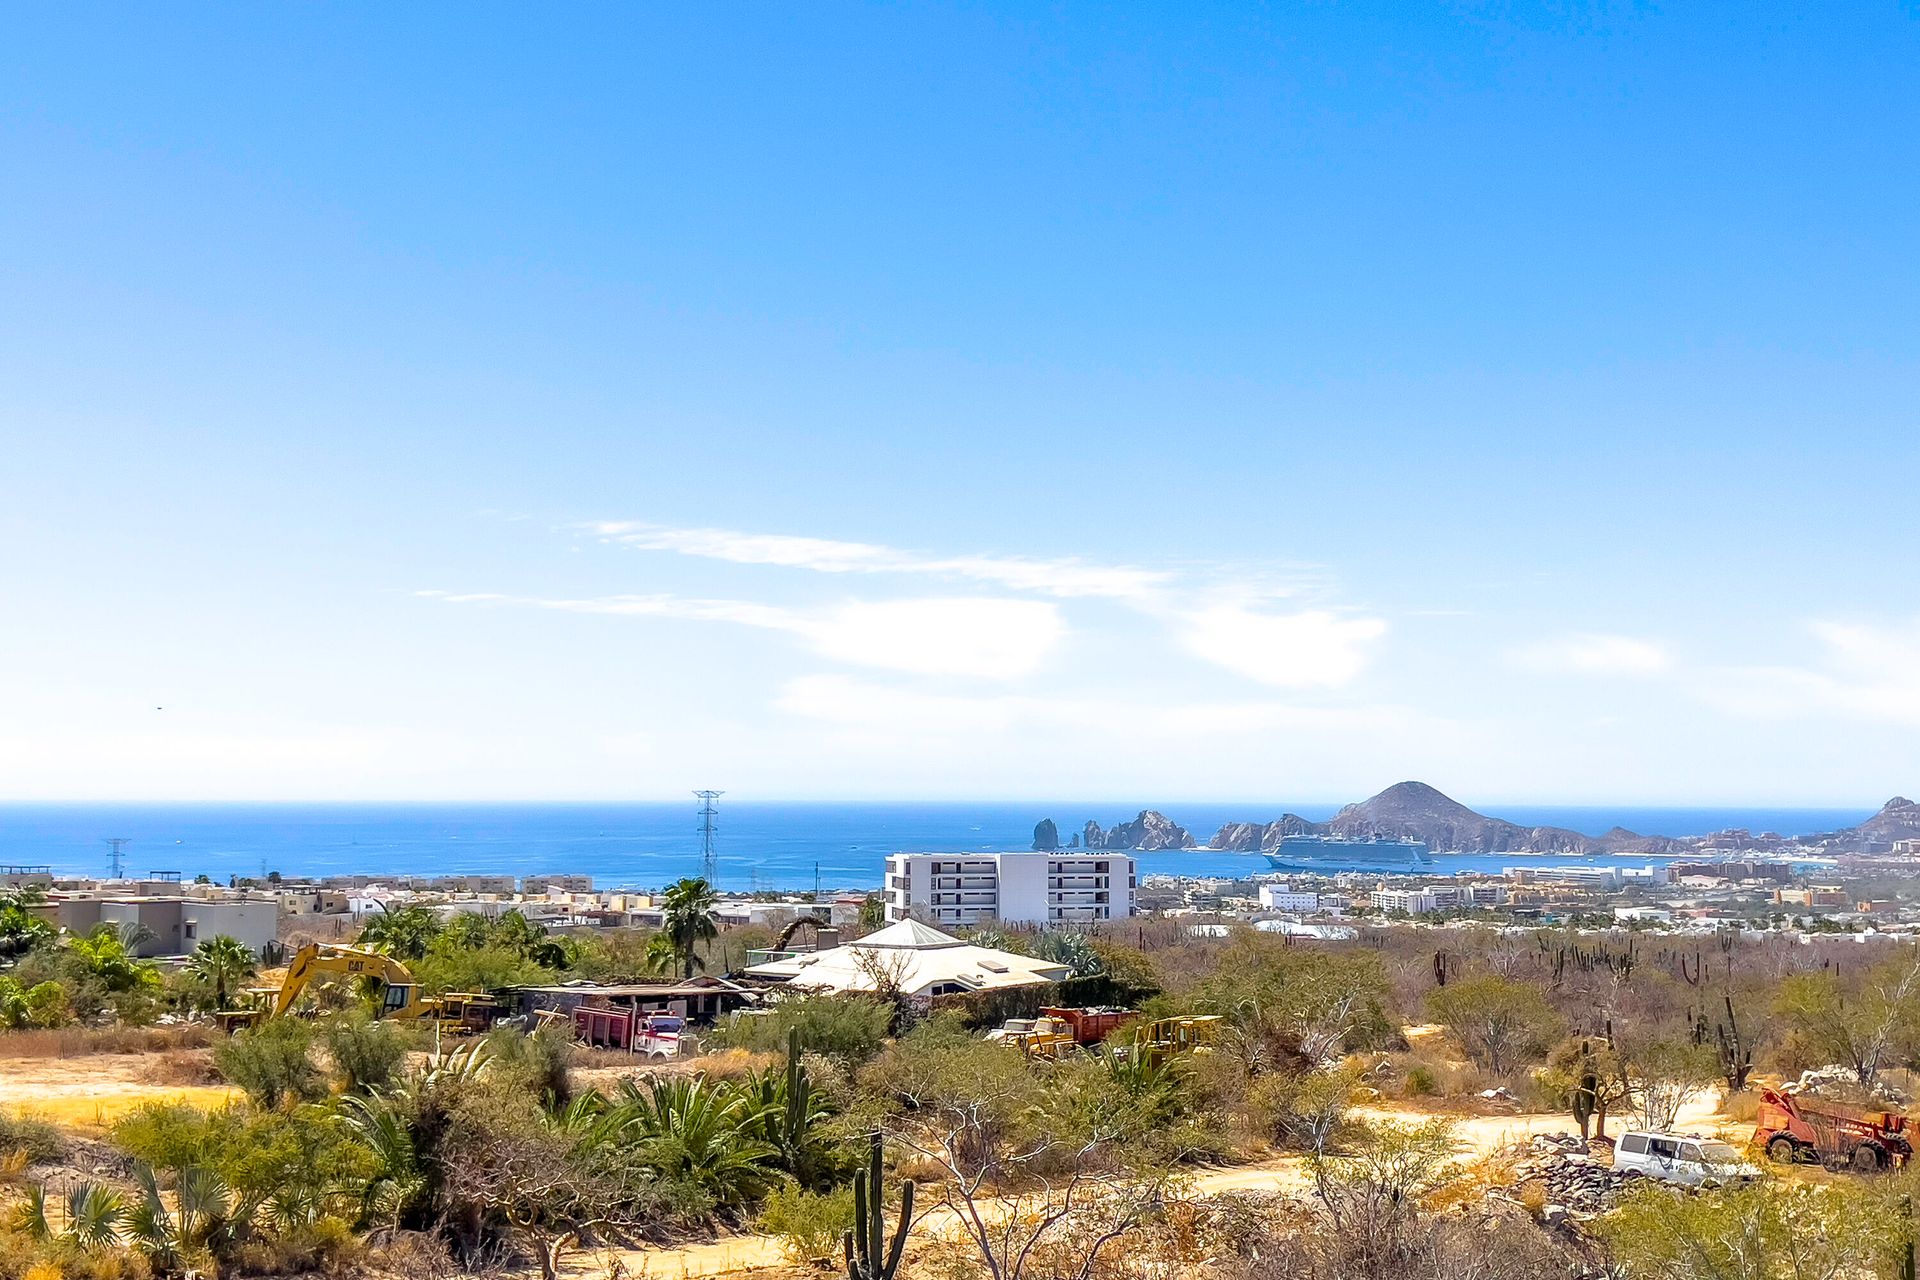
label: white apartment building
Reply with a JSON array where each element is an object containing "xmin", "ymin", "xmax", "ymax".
[
  {"xmin": 1371, "ymin": 885, "xmax": 1450, "ymax": 914},
  {"xmin": 885, "ymin": 852, "xmax": 1136, "ymax": 928},
  {"xmin": 1259, "ymin": 885, "xmax": 1322, "ymax": 912}
]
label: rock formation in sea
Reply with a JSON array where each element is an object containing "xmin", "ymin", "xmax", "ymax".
[
  {"xmin": 1084, "ymin": 810, "xmax": 1195, "ymax": 851},
  {"xmin": 1032, "ymin": 818, "xmax": 1060, "ymax": 851}
]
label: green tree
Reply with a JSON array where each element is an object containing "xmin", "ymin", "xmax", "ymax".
[
  {"xmin": 1773, "ymin": 952, "xmax": 1920, "ymax": 1086},
  {"xmin": 357, "ymin": 904, "xmax": 442, "ymax": 962},
  {"xmin": 1426, "ymin": 974, "xmax": 1562, "ymax": 1074},
  {"xmin": 68, "ymin": 922, "xmax": 163, "ymax": 992},
  {"xmin": 660, "ymin": 878, "xmax": 719, "ymax": 980},
  {"xmin": 0, "ymin": 886, "xmax": 53, "ymax": 957},
  {"xmin": 187, "ymin": 934, "xmax": 257, "ymax": 1010},
  {"xmin": 0, "ymin": 975, "xmax": 69, "ymax": 1029}
]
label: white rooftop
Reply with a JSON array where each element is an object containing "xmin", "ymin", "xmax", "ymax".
[{"xmin": 743, "ymin": 920, "xmax": 1069, "ymax": 996}]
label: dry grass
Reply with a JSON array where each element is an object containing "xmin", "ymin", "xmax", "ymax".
[
  {"xmin": 0, "ymin": 1025, "xmax": 213, "ymax": 1061},
  {"xmin": 137, "ymin": 1048, "xmax": 222, "ymax": 1087}
]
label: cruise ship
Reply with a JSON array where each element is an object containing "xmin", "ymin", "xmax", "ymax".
[{"xmin": 1264, "ymin": 835, "xmax": 1434, "ymax": 869}]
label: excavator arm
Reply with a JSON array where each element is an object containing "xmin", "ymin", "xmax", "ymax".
[{"xmin": 271, "ymin": 943, "xmax": 425, "ymax": 1017}]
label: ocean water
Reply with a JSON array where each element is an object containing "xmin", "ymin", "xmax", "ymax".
[{"xmin": 0, "ymin": 802, "xmax": 1874, "ymax": 891}]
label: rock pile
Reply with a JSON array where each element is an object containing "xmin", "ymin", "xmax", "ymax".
[
  {"xmin": 1790, "ymin": 1066, "xmax": 1909, "ymax": 1105},
  {"xmin": 1506, "ymin": 1133, "xmax": 1637, "ymax": 1218}
]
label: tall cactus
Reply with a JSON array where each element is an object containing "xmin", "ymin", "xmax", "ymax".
[{"xmin": 845, "ymin": 1131, "xmax": 912, "ymax": 1280}]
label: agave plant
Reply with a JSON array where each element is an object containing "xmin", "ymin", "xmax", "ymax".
[
  {"xmin": 419, "ymin": 1033, "xmax": 493, "ymax": 1088},
  {"xmin": 605, "ymin": 1076, "xmax": 776, "ymax": 1208},
  {"xmin": 339, "ymin": 1094, "xmax": 429, "ymax": 1232}
]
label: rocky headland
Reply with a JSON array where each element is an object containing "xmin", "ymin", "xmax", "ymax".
[{"xmin": 1037, "ymin": 782, "xmax": 1917, "ymax": 856}]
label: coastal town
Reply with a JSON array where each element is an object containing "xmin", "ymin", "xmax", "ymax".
[
  {"xmin": 0, "ymin": 784, "xmax": 1919, "ymax": 1280},
  {"xmin": 17, "ymin": 785, "xmax": 1920, "ymax": 978},
  {"xmin": 13, "ymin": 6, "xmax": 1920, "ymax": 1280}
]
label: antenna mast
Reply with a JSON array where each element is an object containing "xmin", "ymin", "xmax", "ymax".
[
  {"xmin": 104, "ymin": 837, "xmax": 131, "ymax": 879},
  {"xmin": 694, "ymin": 790, "xmax": 724, "ymax": 887}
]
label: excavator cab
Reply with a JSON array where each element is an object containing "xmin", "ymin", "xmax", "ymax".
[{"xmin": 381, "ymin": 983, "xmax": 417, "ymax": 1016}]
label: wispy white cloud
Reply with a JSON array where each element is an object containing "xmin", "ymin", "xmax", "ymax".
[
  {"xmin": 1174, "ymin": 607, "xmax": 1388, "ymax": 688},
  {"xmin": 418, "ymin": 590, "xmax": 1064, "ymax": 680},
  {"xmin": 1512, "ymin": 633, "xmax": 1675, "ymax": 676},
  {"xmin": 1700, "ymin": 618, "xmax": 1920, "ymax": 726},
  {"xmin": 581, "ymin": 520, "xmax": 1387, "ymax": 687},
  {"xmin": 590, "ymin": 522, "xmax": 1173, "ymax": 602},
  {"xmin": 774, "ymin": 673, "xmax": 1431, "ymax": 736}
]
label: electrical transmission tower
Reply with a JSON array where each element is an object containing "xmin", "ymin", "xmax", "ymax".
[
  {"xmin": 104, "ymin": 838, "xmax": 131, "ymax": 879},
  {"xmin": 694, "ymin": 790, "xmax": 724, "ymax": 887}
]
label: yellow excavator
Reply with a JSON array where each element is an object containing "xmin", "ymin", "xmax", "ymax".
[{"xmin": 217, "ymin": 943, "xmax": 497, "ymax": 1033}]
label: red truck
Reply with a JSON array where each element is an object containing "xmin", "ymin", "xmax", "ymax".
[
  {"xmin": 1038, "ymin": 1006, "xmax": 1137, "ymax": 1045},
  {"xmin": 1755, "ymin": 1087, "xmax": 1913, "ymax": 1172}
]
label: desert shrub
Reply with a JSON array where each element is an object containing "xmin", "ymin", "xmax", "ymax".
[
  {"xmin": 1404, "ymin": 1065, "xmax": 1438, "ymax": 1097},
  {"xmin": 107, "ymin": 988, "xmax": 165, "ymax": 1028},
  {"xmin": 1247, "ymin": 1065, "xmax": 1359, "ymax": 1153},
  {"xmin": 213, "ymin": 1018, "xmax": 323, "ymax": 1108},
  {"xmin": 1426, "ymin": 975, "xmax": 1562, "ymax": 1074},
  {"xmin": 322, "ymin": 1011, "xmax": 408, "ymax": 1094},
  {"xmin": 482, "ymin": 1026, "xmax": 574, "ymax": 1107},
  {"xmin": 0, "ymin": 1113, "xmax": 64, "ymax": 1163},
  {"xmin": 229, "ymin": 1214, "xmax": 363, "ymax": 1276},
  {"xmin": 757, "ymin": 1182, "xmax": 854, "ymax": 1264},
  {"xmin": 712, "ymin": 994, "xmax": 892, "ymax": 1065},
  {"xmin": 1596, "ymin": 1179, "xmax": 1902, "ymax": 1280},
  {"xmin": 113, "ymin": 1102, "xmax": 226, "ymax": 1171}
]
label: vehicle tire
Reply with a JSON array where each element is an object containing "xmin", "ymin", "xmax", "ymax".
[
  {"xmin": 1853, "ymin": 1144, "xmax": 1886, "ymax": 1173},
  {"xmin": 1766, "ymin": 1137, "xmax": 1799, "ymax": 1164}
]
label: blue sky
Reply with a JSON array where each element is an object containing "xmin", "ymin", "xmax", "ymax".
[{"xmin": 3, "ymin": 4, "xmax": 1917, "ymax": 803}]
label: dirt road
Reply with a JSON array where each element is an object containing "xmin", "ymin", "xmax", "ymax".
[
  {"xmin": 585, "ymin": 1095, "xmax": 1740, "ymax": 1280},
  {"xmin": 0, "ymin": 1051, "xmax": 237, "ymax": 1132}
]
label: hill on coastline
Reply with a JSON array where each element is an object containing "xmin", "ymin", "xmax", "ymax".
[
  {"xmin": 1207, "ymin": 781, "xmax": 1677, "ymax": 855},
  {"xmin": 1051, "ymin": 784, "xmax": 1915, "ymax": 855}
]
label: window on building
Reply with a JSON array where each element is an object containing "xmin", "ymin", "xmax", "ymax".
[{"xmin": 184, "ymin": 922, "xmax": 197, "ymax": 940}]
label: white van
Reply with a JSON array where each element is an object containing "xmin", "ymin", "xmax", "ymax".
[{"xmin": 1614, "ymin": 1131, "xmax": 1760, "ymax": 1186}]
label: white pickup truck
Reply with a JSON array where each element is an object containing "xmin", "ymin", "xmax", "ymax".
[{"xmin": 1614, "ymin": 1131, "xmax": 1760, "ymax": 1186}]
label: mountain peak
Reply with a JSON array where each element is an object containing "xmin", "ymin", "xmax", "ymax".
[{"xmin": 1339, "ymin": 780, "xmax": 1480, "ymax": 821}]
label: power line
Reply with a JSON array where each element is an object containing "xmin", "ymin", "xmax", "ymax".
[
  {"xmin": 694, "ymin": 790, "xmax": 724, "ymax": 887},
  {"xmin": 104, "ymin": 838, "xmax": 131, "ymax": 879}
]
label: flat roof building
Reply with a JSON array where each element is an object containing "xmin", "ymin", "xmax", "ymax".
[{"xmin": 885, "ymin": 851, "xmax": 1136, "ymax": 928}]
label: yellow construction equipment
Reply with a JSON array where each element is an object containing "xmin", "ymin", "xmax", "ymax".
[
  {"xmin": 1138, "ymin": 1014, "xmax": 1221, "ymax": 1064},
  {"xmin": 217, "ymin": 943, "xmax": 496, "ymax": 1033}
]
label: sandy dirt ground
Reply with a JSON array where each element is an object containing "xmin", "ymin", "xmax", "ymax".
[
  {"xmin": 580, "ymin": 1093, "xmax": 1743, "ymax": 1280},
  {"xmin": 0, "ymin": 1051, "xmax": 237, "ymax": 1133}
]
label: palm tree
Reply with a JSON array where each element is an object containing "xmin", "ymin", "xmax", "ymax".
[
  {"xmin": 188, "ymin": 934, "xmax": 257, "ymax": 1010},
  {"xmin": 660, "ymin": 877, "xmax": 719, "ymax": 980},
  {"xmin": 356, "ymin": 904, "xmax": 441, "ymax": 961},
  {"xmin": 489, "ymin": 908, "xmax": 546, "ymax": 954}
]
